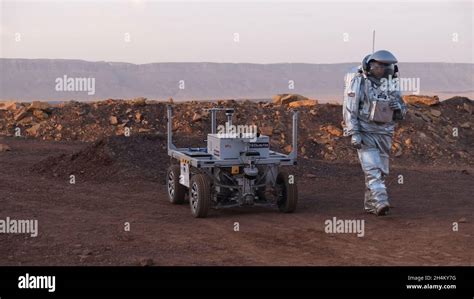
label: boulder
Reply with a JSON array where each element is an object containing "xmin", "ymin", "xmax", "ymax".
[
  {"xmin": 288, "ymin": 99, "xmax": 318, "ymax": 108},
  {"xmin": 28, "ymin": 101, "xmax": 51, "ymax": 111},
  {"xmin": 130, "ymin": 97, "xmax": 147, "ymax": 106},
  {"xmin": 272, "ymin": 94, "xmax": 309, "ymax": 105},
  {"xmin": 0, "ymin": 101, "xmax": 21, "ymax": 111},
  {"xmin": 403, "ymin": 95, "xmax": 440, "ymax": 106}
]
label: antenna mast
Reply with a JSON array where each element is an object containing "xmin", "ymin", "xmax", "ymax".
[{"xmin": 372, "ymin": 30, "xmax": 376, "ymax": 53}]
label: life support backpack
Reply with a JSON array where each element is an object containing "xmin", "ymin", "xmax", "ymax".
[{"xmin": 342, "ymin": 65, "xmax": 364, "ymax": 135}]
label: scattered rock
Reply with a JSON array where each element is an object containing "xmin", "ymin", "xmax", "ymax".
[
  {"xmin": 259, "ymin": 126, "xmax": 273, "ymax": 136},
  {"xmin": 283, "ymin": 144, "xmax": 292, "ymax": 153},
  {"xmin": 14, "ymin": 107, "xmax": 28, "ymax": 121},
  {"xmin": 272, "ymin": 94, "xmax": 309, "ymax": 105},
  {"xmin": 430, "ymin": 109, "xmax": 441, "ymax": 117},
  {"xmin": 26, "ymin": 124, "xmax": 41, "ymax": 136},
  {"xmin": 403, "ymin": 95, "xmax": 440, "ymax": 106},
  {"xmin": 0, "ymin": 144, "xmax": 11, "ymax": 152},
  {"xmin": 76, "ymin": 109, "xmax": 87, "ymax": 116},
  {"xmin": 2, "ymin": 97, "xmax": 472, "ymax": 167},
  {"xmin": 192, "ymin": 112, "xmax": 203, "ymax": 122},
  {"xmin": 33, "ymin": 109, "xmax": 49, "ymax": 120},
  {"xmin": 311, "ymin": 135, "xmax": 331, "ymax": 145},
  {"xmin": 28, "ymin": 101, "xmax": 51, "ymax": 112},
  {"xmin": 109, "ymin": 116, "xmax": 118, "ymax": 125},
  {"xmin": 463, "ymin": 103, "xmax": 472, "ymax": 114},
  {"xmin": 271, "ymin": 94, "xmax": 284, "ymax": 104},
  {"xmin": 288, "ymin": 99, "xmax": 318, "ymax": 108},
  {"xmin": 321, "ymin": 125, "xmax": 343, "ymax": 137},
  {"xmin": 392, "ymin": 142, "xmax": 403, "ymax": 157},
  {"xmin": 301, "ymin": 146, "xmax": 306, "ymax": 155},
  {"xmin": 135, "ymin": 112, "xmax": 143, "ymax": 121},
  {"xmin": 130, "ymin": 97, "xmax": 147, "ymax": 106},
  {"xmin": 420, "ymin": 114, "xmax": 431, "ymax": 122},
  {"xmin": 17, "ymin": 116, "xmax": 34, "ymax": 125},
  {"xmin": 0, "ymin": 101, "xmax": 21, "ymax": 111},
  {"xmin": 138, "ymin": 258, "xmax": 154, "ymax": 266}
]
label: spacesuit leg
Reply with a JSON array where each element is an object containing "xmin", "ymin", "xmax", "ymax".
[{"xmin": 357, "ymin": 133, "xmax": 392, "ymax": 213}]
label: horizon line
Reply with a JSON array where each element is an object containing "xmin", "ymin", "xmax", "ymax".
[{"xmin": 1, "ymin": 58, "xmax": 473, "ymax": 65}]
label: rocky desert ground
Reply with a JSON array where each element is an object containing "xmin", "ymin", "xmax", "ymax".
[{"xmin": 0, "ymin": 94, "xmax": 472, "ymax": 265}]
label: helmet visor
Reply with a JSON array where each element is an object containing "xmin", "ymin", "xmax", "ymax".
[{"xmin": 370, "ymin": 62, "xmax": 394, "ymax": 78}]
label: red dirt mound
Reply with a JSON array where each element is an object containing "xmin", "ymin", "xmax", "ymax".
[{"xmin": 32, "ymin": 134, "xmax": 168, "ymax": 182}]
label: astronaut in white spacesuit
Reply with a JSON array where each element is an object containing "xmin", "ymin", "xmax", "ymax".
[{"xmin": 343, "ymin": 50, "xmax": 407, "ymax": 216}]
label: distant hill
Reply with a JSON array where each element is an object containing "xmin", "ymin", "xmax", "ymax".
[{"xmin": 0, "ymin": 59, "xmax": 472, "ymax": 102}]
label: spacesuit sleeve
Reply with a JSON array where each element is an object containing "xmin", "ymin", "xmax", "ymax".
[
  {"xmin": 342, "ymin": 75, "xmax": 363, "ymax": 136},
  {"xmin": 392, "ymin": 89, "xmax": 407, "ymax": 121}
]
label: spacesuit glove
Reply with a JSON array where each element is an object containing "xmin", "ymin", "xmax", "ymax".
[{"xmin": 389, "ymin": 100, "xmax": 402, "ymax": 111}]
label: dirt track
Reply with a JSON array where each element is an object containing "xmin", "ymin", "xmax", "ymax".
[{"xmin": 0, "ymin": 137, "xmax": 472, "ymax": 266}]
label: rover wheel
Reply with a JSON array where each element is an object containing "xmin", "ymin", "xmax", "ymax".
[
  {"xmin": 167, "ymin": 165, "xmax": 186, "ymax": 204},
  {"xmin": 189, "ymin": 174, "xmax": 211, "ymax": 218},
  {"xmin": 275, "ymin": 171, "xmax": 298, "ymax": 213}
]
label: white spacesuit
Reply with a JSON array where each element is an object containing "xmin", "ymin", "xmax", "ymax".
[{"xmin": 343, "ymin": 50, "xmax": 407, "ymax": 216}]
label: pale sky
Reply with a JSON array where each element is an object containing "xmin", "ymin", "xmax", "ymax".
[{"xmin": 1, "ymin": 0, "xmax": 472, "ymax": 64}]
